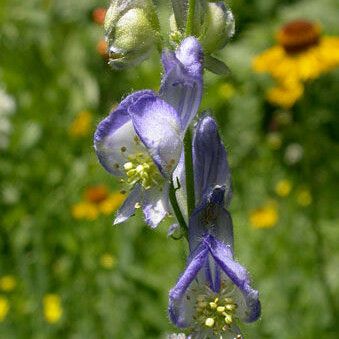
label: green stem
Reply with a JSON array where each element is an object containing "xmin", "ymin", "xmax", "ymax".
[
  {"xmin": 169, "ymin": 182, "xmax": 188, "ymax": 237},
  {"xmin": 184, "ymin": 128, "xmax": 196, "ymax": 217},
  {"xmin": 309, "ymin": 201, "xmax": 338, "ymax": 323},
  {"xmin": 185, "ymin": 0, "xmax": 196, "ymax": 36}
]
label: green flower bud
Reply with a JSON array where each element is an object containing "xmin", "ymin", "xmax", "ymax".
[
  {"xmin": 198, "ymin": 2, "xmax": 235, "ymax": 54},
  {"xmin": 104, "ymin": 0, "xmax": 160, "ymax": 69},
  {"xmin": 170, "ymin": 1, "xmax": 234, "ymax": 55}
]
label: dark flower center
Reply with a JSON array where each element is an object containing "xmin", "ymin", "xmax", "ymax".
[
  {"xmin": 277, "ymin": 20, "xmax": 321, "ymax": 54},
  {"xmin": 85, "ymin": 186, "xmax": 109, "ymax": 204}
]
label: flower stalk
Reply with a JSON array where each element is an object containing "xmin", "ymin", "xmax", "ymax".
[
  {"xmin": 184, "ymin": 128, "xmax": 196, "ymax": 217},
  {"xmin": 185, "ymin": 0, "xmax": 196, "ymax": 36},
  {"xmin": 169, "ymin": 181, "xmax": 188, "ymax": 237}
]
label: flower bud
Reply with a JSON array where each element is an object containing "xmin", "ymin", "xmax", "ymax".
[
  {"xmin": 198, "ymin": 2, "xmax": 235, "ymax": 54},
  {"xmin": 169, "ymin": 2, "xmax": 234, "ymax": 56},
  {"xmin": 104, "ymin": 0, "xmax": 160, "ymax": 69}
]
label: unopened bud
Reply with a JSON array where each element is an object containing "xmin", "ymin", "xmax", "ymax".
[
  {"xmin": 198, "ymin": 2, "xmax": 235, "ymax": 54},
  {"xmin": 104, "ymin": 0, "xmax": 160, "ymax": 69}
]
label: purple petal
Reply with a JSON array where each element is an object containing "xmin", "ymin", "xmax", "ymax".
[
  {"xmin": 142, "ymin": 183, "xmax": 170, "ymax": 228},
  {"xmin": 94, "ymin": 90, "xmax": 155, "ymax": 176},
  {"xmin": 160, "ymin": 37, "xmax": 203, "ymax": 131},
  {"xmin": 128, "ymin": 94, "xmax": 183, "ymax": 177},
  {"xmin": 114, "ymin": 184, "xmax": 143, "ymax": 225},
  {"xmin": 193, "ymin": 115, "xmax": 232, "ymax": 207},
  {"xmin": 206, "ymin": 235, "xmax": 261, "ymax": 323},
  {"xmin": 175, "ymin": 37, "xmax": 204, "ymax": 78},
  {"xmin": 162, "ymin": 49, "xmax": 177, "ymax": 74},
  {"xmin": 168, "ymin": 241, "xmax": 209, "ymax": 327},
  {"xmin": 189, "ymin": 187, "xmax": 234, "ymax": 253}
]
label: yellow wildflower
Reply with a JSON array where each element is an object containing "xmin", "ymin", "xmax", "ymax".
[
  {"xmin": 266, "ymin": 80, "xmax": 304, "ymax": 109},
  {"xmin": 99, "ymin": 192, "xmax": 125, "ymax": 215},
  {"xmin": 71, "ymin": 201, "xmax": 99, "ymax": 220},
  {"xmin": 250, "ymin": 202, "xmax": 278, "ymax": 229},
  {"xmin": 69, "ymin": 110, "xmax": 93, "ymax": 137},
  {"xmin": 0, "ymin": 275, "xmax": 16, "ymax": 292},
  {"xmin": 267, "ymin": 132, "xmax": 282, "ymax": 150},
  {"xmin": 253, "ymin": 20, "xmax": 339, "ymax": 107},
  {"xmin": 0, "ymin": 296, "xmax": 9, "ymax": 322},
  {"xmin": 275, "ymin": 179, "xmax": 292, "ymax": 197},
  {"xmin": 218, "ymin": 83, "xmax": 235, "ymax": 100},
  {"xmin": 43, "ymin": 294, "xmax": 63, "ymax": 324},
  {"xmin": 71, "ymin": 185, "xmax": 124, "ymax": 220},
  {"xmin": 297, "ymin": 188, "xmax": 312, "ymax": 207},
  {"xmin": 100, "ymin": 253, "xmax": 117, "ymax": 269}
]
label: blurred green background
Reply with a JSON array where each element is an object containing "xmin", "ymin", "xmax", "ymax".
[{"xmin": 1, "ymin": 0, "xmax": 338, "ymax": 338}]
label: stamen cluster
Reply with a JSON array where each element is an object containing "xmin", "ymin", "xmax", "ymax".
[
  {"xmin": 122, "ymin": 152, "xmax": 161, "ymax": 189},
  {"xmin": 193, "ymin": 289, "xmax": 237, "ymax": 335}
]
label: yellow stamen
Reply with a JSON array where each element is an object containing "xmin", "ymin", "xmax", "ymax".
[
  {"xmin": 224, "ymin": 314, "xmax": 233, "ymax": 325},
  {"xmin": 205, "ymin": 317, "xmax": 215, "ymax": 328},
  {"xmin": 217, "ymin": 306, "xmax": 225, "ymax": 313},
  {"xmin": 209, "ymin": 302, "xmax": 217, "ymax": 309}
]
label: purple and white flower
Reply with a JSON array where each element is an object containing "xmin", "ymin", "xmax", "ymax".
[
  {"xmin": 168, "ymin": 234, "xmax": 260, "ymax": 339},
  {"xmin": 168, "ymin": 116, "xmax": 260, "ymax": 338},
  {"xmin": 94, "ymin": 37, "xmax": 203, "ymax": 228}
]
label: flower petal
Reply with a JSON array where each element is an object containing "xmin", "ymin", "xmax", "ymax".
[
  {"xmin": 160, "ymin": 37, "xmax": 203, "ymax": 131},
  {"xmin": 168, "ymin": 241, "xmax": 209, "ymax": 327},
  {"xmin": 206, "ymin": 235, "xmax": 261, "ymax": 323},
  {"xmin": 128, "ymin": 94, "xmax": 183, "ymax": 177},
  {"xmin": 189, "ymin": 186, "xmax": 234, "ymax": 253},
  {"xmin": 94, "ymin": 90, "xmax": 155, "ymax": 176},
  {"xmin": 142, "ymin": 183, "xmax": 170, "ymax": 228},
  {"xmin": 193, "ymin": 115, "xmax": 232, "ymax": 206},
  {"xmin": 114, "ymin": 184, "xmax": 143, "ymax": 225}
]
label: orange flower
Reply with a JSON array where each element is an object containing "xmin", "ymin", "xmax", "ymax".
[
  {"xmin": 72, "ymin": 185, "xmax": 125, "ymax": 220},
  {"xmin": 97, "ymin": 39, "xmax": 109, "ymax": 59},
  {"xmin": 92, "ymin": 7, "xmax": 106, "ymax": 25}
]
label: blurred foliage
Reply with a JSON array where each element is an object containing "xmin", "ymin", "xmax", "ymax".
[{"xmin": 0, "ymin": 0, "xmax": 338, "ymax": 338}]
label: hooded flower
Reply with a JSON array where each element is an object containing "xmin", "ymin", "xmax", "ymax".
[
  {"xmin": 173, "ymin": 115, "xmax": 233, "ymax": 236},
  {"xmin": 169, "ymin": 234, "xmax": 260, "ymax": 338},
  {"xmin": 94, "ymin": 37, "xmax": 203, "ymax": 228},
  {"xmin": 168, "ymin": 116, "xmax": 260, "ymax": 338}
]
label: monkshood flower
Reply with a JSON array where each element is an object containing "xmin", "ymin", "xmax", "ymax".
[
  {"xmin": 169, "ymin": 234, "xmax": 260, "ymax": 338},
  {"xmin": 94, "ymin": 38, "xmax": 203, "ymax": 228},
  {"xmin": 172, "ymin": 115, "xmax": 231, "ymax": 226},
  {"xmin": 169, "ymin": 116, "xmax": 260, "ymax": 338}
]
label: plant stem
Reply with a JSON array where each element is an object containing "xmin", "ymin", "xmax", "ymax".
[
  {"xmin": 169, "ymin": 181, "xmax": 188, "ymax": 237},
  {"xmin": 309, "ymin": 189, "xmax": 338, "ymax": 324},
  {"xmin": 185, "ymin": 0, "xmax": 196, "ymax": 36},
  {"xmin": 184, "ymin": 128, "xmax": 196, "ymax": 217}
]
